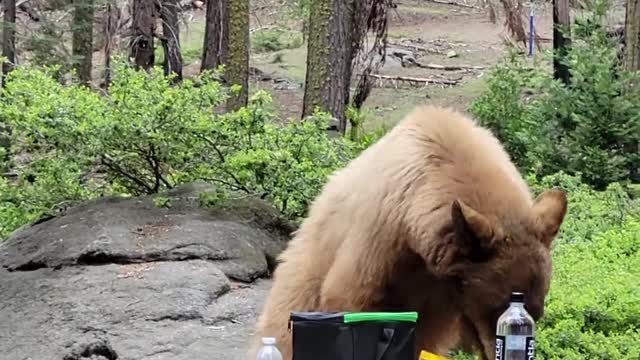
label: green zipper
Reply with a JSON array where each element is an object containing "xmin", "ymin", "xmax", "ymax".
[{"xmin": 343, "ymin": 311, "xmax": 418, "ymax": 323}]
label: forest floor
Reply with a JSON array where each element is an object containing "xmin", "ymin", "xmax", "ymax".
[
  {"xmin": 180, "ymin": 0, "xmax": 563, "ymax": 129},
  {"xmin": 77, "ymin": 0, "xmax": 625, "ymax": 130}
]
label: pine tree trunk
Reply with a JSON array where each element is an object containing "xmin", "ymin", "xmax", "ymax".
[
  {"xmin": 1, "ymin": 0, "xmax": 16, "ymax": 161},
  {"xmin": 2, "ymin": 0, "xmax": 17, "ymax": 81},
  {"xmin": 103, "ymin": 0, "xmax": 118, "ymax": 89},
  {"xmin": 226, "ymin": 0, "xmax": 249, "ymax": 110},
  {"xmin": 624, "ymin": 0, "xmax": 640, "ymax": 181},
  {"xmin": 625, "ymin": 0, "xmax": 640, "ymax": 70},
  {"xmin": 301, "ymin": 0, "xmax": 354, "ymax": 133},
  {"xmin": 553, "ymin": 0, "xmax": 571, "ymax": 85},
  {"xmin": 201, "ymin": 0, "xmax": 229, "ymax": 71},
  {"xmin": 130, "ymin": 0, "xmax": 157, "ymax": 70},
  {"xmin": 72, "ymin": 0, "xmax": 95, "ymax": 84},
  {"xmin": 161, "ymin": 0, "xmax": 183, "ymax": 81}
]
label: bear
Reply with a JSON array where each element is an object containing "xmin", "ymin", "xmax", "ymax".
[{"xmin": 250, "ymin": 105, "xmax": 568, "ymax": 360}]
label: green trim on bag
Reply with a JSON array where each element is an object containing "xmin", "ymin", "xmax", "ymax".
[{"xmin": 343, "ymin": 311, "xmax": 418, "ymax": 323}]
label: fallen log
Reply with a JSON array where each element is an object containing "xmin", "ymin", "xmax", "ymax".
[
  {"xmin": 418, "ymin": 62, "xmax": 485, "ymax": 71},
  {"xmin": 423, "ymin": 0, "xmax": 480, "ymax": 9},
  {"xmin": 357, "ymin": 73, "xmax": 459, "ymax": 88},
  {"xmin": 388, "ymin": 41, "xmax": 444, "ymax": 55}
]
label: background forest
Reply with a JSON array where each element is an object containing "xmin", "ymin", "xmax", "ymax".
[{"xmin": 0, "ymin": 0, "xmax": 639, "ymax": 357}]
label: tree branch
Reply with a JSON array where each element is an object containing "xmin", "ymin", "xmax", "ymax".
[{"xmin": 100, "ymin": 154, "xmax": 154, "ymax": 193}]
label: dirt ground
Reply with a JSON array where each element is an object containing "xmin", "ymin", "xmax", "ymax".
[
  {"xmin": 247, "ymin": 0, "xmax": 560, "ymax": 128},
  {"xmin": 244, "ymin": 0, "xmax": 564, "ymax": 128},
  {"xmin": 19, "ymin": 0, "xmax": 625, "ymax": 128}
]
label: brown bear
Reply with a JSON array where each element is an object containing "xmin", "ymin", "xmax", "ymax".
[{"xmin": 250, "ymin": 106, "xmax": 568, "ymax": 360}]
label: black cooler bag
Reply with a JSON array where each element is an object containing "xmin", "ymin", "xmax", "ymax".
[{"xmin": 289, "ymin": 311, "xmax": 417, "ymax": 360}]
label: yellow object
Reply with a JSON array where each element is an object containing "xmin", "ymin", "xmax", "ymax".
[{"xmin": 419, "ymin": 350, "xmax": 453, "ymax": 360}]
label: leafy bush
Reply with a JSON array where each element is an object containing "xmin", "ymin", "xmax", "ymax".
[
  {"xmin": 0, "ymin": 62, "xmax": 357, "ymax": 239},
  {"xmin": 537, "ymin": 215, "xmax": 640, "ymax": 359},
  {"xmin": 0, "ymin": 156, "xmax": 98, "ymax": 239},
  {"xmin": 529, "ymin": 173, "xmax": 640, "ymax": 358},
  {"xmin": 251, "ymin": 27, "xmax": 304, "ymax": 53},
  {"xmin": 449, "ymin": 172, "xmax": 640, "ymax": 359},
  {"xmin": 469, "ymin": 0, "xmax": 640, "ymax": 189},
  {"xmin": 527, "ymin": 172, "xmax": 639, "ymax": 245},
  {"xmin": 468, "ymin": 51, "xmax": 541, "ymax": 170}
]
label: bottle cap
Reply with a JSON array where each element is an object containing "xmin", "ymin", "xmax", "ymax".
[
  {"xmin": 510, "ymin": 292, "xmax": 525, "ymax": 303},
  {"xmin": 262, "ymin": 337, "xmax": 277, "ymax": 345}
]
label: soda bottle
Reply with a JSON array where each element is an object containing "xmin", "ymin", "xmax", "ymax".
[
  {"xmin": 495, "ymin": 292, "xmax": 536, "ymax": 360},
  {"xmin": 256, "ymin": 337, "xmax": 284, "ymax": 360}
]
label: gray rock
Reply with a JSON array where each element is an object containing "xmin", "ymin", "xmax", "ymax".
[
  {"xmin": 0, "ymin": 182, "xmax": 289, "ymax": 359},
  {"xmin": 0, "ymin": 182, "xmax": 294, "ymax": 282},
  {"xmin": 0, "ymin": 263, "xmax": 273, "ymax": 360}
]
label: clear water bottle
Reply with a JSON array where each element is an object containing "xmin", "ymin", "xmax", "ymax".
[
  {"xmin": 256, "ymin": 337, "xmax": 283, "ymax": 360},
  {"xmin": 495, "ymin": 292, "xmax": 536, "ymax": 360}
]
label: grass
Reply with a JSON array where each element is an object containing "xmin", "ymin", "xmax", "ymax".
[
  {"xmin": 360, "ymin": 76, "xmax": 488, "ymax": 129},
  {"xmin": 251, "ymin": 27, "xmax": 304, "ymax": 53},
  {"xmin": 153, "ymin": 18, "xmax": 305, "ymax": 68},
  {"xmin": 252, "ymin": 46, "xmax": 308, "ymax": 84}
]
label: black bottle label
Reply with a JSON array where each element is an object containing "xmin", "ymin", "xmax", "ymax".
[
  {"xmin": 526, "ymin": 337, "xmax": 535, "ymax": 359},
  {"xmin": 495, "ymin": 335, "xmax": 505, "ymax": 360}
]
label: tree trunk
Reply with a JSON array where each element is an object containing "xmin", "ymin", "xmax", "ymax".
[
  {"xmin": 553, "ymin": 0, "xmax": 571, "ymax": 85},
  {"xmin": 225, "ymin": 0, "xmax": 249, "ymax": 110},
  {"xmin": 130, "ymin": 0, "xmax": 158, "ymax": 70},
  {"xmin": 624, "ymin": 0, "xmax": 640, "ymax": 70},
  {"xmin": 1, "ymin": 0, "xmax": 16, "ymax": 161},
  {"xmin": 350, "ymin": 0, "xmax": 391, "ymax": 111},
  {"xmin": 160, "ymin": 0, "xmax": 183, "ymax": 81},
  {"xmin": 103, "ymin": 0, "xmax": 118, "ymax": 89},
  {"xmin": 624, "ymin": 0, "xmax": 640, "ymax": 181},
  {"xmin": 301, "ymin": 0, "xmax": 354, "ymax": 133},
  {"xmin": 201, "ymin": 0, "xmax": 229, "ymax": 71},
  {"xmin": 71, "ymin": 0, "xmax": 95, "ymax": 84},
  {"xmin": 2, "ymin": 0, "xmax": 16, "ymax": 82}
]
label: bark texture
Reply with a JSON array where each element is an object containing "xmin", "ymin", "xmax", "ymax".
[
  {"xmin": 161, "ymin": 0, "xmax": 183, "ymax": 81},
  {"xmin": 201, "ymin": 0, "xmax": 229, "ymax": 71},
  {"xmin": 350, "ymin": 0, "xmax": 392, "ymax": 110},
  {"xmin": 225, "ymin": 0, "xmax": 249, "ymax": 110},
  {"xmin": 625, "ymin": 0, "xmax": 640, "ymax": 70},
  {"xmin": 72, "ymin": 0, "xmax": 96, "ymax": 84},
  {"xmin": 130, "ymin": 0, "xmax": 158, "ymax": 69},
  {"xmin": 1, "ymin": 0, "xmax": 16, "ymax": 158},
  {"xmin": 624, "ymin": 0, "xmax": 640, "ymax": 181},
  {"xmin": 553, "ymin": 0, "xmax": 571, "ymax": 85},
  {"xmin": 103, "ymin": 0, "xmax": 119, "ymax": 89},
  {"xmin": 2, "ymin": 0, "xmax": 17, "ymax": 80},
  {"xmin": 302, "ymin": 0, "xmax": 354, "ymax": 132}
]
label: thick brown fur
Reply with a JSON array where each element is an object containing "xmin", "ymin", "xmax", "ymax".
[{"xmin": 250, "ymin": 106, "xmax": 568, "ymax": 360}]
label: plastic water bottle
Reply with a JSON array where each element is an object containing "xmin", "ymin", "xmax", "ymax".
[
  {"xmin": 495, "ymin": 292, "xmax": 536, "ymax": 360},
  {"xmin": 256, "ymin": 337, "xmax": 283, "ymax": 360}
]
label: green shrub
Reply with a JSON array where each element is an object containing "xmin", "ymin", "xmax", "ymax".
[
  {"xmin": 0, "ymin": 156, "xmax": 98, "ymax": 239},
  {"xmin": 0, "ymin": 61, "xmax": 356, "ymax": 239},
  {"xmin": 527, "ymin": 172, "xmax": 639, "ymax": 244},
  {"xmin": 468, "ymin": 50, "xmax": 542, "ymax": 170},
  {"xmin": 469, "ymin": 0, "xmax": 640, "ymax": 189},
  {"xmin": 251, "ymin": 27, "xmax": 304, "ymax": 53},
  {"xmin": 449, "ymin": 173, "xmax": 640, "ymax": 359},
  {"xmin": 530, "ymin": 173, "xmax": 639, "ymax": 358},
  {"xmin": 537, "ymin": 216, "xmax": 640, "ymax": 359}
]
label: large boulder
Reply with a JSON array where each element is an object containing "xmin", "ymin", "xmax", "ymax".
[{"xmin": 0, "ymin": 183, "xmax": 292, "ymax": 360}]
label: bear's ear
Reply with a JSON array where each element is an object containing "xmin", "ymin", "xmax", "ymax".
[
  {"xmin": 451, "ymin": 199, "xmax": 504, "ymax": 258},
  {"xmin": 531, "ymin": 189, "xmax": 567, "ymax": 248}
]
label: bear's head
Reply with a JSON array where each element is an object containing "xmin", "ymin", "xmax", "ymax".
[{"xmin": 440, "ymin": 189, "xmax": 568, "ymax": 360}]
